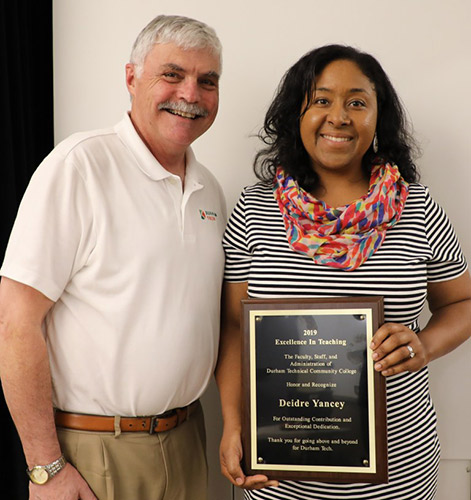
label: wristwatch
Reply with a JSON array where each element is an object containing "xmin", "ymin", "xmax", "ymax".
[{"xmin": 26, "ymin": 454, "xmax": 67, "ymax": 485}]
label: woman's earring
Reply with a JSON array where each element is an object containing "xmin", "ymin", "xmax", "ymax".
[{"xmin": 373, "ymin": 133, "xmax": 379, "ymax": 154}]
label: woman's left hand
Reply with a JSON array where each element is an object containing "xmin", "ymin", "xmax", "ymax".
[{"xmin": 370, "ymin": 323, "xmax": 429, "ymax": 376}]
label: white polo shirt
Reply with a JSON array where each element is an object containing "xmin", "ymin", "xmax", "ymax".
[{"xmin": 1, "ymin": 113, "xmax": 226, "ymax": 416}]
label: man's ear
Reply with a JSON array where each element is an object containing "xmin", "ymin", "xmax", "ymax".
[{"xmin": 125, "ymin": 63, "xmax": 137, "ymax": 97}]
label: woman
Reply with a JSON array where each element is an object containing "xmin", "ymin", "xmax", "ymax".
[{"xmin": 216, "ymin": 45, "xmax": 471, "ymax": 499}]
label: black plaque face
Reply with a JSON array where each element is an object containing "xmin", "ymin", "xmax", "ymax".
[{"xmin": 242, "ymin": 297, "xmax": 387, "ymax": 483}]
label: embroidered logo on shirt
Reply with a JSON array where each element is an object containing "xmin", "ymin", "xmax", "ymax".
[{"xmin": 199, "ymin": 209, "xmax": 218, "ymax": 221}]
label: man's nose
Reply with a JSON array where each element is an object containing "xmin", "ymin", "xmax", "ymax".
[{"xmin": 177, "ymin": 78, "xmax": 201, "ymax": 103}]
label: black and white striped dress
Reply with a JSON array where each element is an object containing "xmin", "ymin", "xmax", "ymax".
[{"xmin": 223, "ymin": 182, "xmax": 467, "ymax": 500}]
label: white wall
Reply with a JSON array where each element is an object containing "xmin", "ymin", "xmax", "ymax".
[{"xmin": 53, "ymin": 1, "xmax": 471, "ymax": 498}]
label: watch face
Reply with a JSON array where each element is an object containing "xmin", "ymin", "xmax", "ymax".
[{"xmin": 30, "ymin": 466, "xmax": 49, "ymax": 485}]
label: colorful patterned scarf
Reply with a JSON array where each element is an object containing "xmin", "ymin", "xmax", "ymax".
[{"xmin": 273, "ymin": 163, "xmax": 409, "ymax": 271}]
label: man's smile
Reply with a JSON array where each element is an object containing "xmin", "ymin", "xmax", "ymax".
[
  {"xmin": 158, "ymin": 100, "xmax": 208, "ymax": 120},
  {"xmin": 165, "ymin": 108, "xmax": 198, "ymax": 119}
]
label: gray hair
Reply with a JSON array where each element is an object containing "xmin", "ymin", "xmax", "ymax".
[{"xmin": 130, "ymin": 15, "xmax": 222, "ymax": 77}]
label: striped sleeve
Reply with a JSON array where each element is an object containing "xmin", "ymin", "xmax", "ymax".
[
  {"xmin": 424, "ymin": 187, "xmax": 468, "ymax": 282},
  {"xmin": 223, "ymin": 189, "xmax": 251, "ymax": 282}
]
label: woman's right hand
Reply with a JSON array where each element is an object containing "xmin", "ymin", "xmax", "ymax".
[{"xmin": 219, "ymin": 427, "xmax": 279, "ymax": 490}]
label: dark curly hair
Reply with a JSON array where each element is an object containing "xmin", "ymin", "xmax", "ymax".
[{"xmin": 254, "ymin": 44, "xmax": 420, "ymax": 190}]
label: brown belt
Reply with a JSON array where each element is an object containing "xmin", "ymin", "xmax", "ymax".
[{"xmin": 55, "ymin": 401, "xmax": 199, "ymax": 434}]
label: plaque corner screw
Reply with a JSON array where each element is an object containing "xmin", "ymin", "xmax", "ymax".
[
  {"xmin": 257, "ymin": 457, "xmax": 265, "ymax": 464},
  {"xmin": 363, "ymin": 459, "xmax": 369, "ymax": 466}
]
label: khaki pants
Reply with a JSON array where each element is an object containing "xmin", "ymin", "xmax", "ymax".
[{"xmin": 57, "ymin": 402, "xmax": 208, "ymax": 500}]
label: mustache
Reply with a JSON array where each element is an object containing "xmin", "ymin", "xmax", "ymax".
[{"xmin": 158, "ymin": 100, "xmax": 209, "ymax": 118}]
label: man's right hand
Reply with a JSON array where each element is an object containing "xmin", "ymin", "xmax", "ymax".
[{"xmin": 29, "ymin": 463, "xmax": 97, "ymax": 500}]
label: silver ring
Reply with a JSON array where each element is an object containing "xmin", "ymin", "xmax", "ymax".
[{"xmin": 407, "ymin": 345, "xmax": 415, "ymax": 359}]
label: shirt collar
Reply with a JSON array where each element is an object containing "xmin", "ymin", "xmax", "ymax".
[{"xmin": 115, "ymin": 112, "xmax": 203, "ymax": 186}]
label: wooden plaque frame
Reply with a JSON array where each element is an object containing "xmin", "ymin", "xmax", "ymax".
[{"xmin": 241, "ymin": 296, "xmax": 387, "ymax": 483}]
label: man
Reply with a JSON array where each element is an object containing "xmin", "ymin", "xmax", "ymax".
[{"xmin": 0, "ymin": 14, "xmax": 225, "ymax": 500}]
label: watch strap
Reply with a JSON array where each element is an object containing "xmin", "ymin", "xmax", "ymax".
[
  {"xmin": 46, "ymin": 454, "xmax": 67, "ymax": 477},
  {"xmin": 27, "ymin": 454, "xmax": 67, "ymax": 484}
]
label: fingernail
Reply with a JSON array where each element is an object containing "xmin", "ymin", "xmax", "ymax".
[
  {"xmin": 372, "ymin": 352, "xmax": 378, "ymax": 360},
  {"xmin": 236, "ymin": 478, "xmax": 243, "ymax": 485},
  {"xmin": 375, "ymin": 363, "xmax": 382, "ymax": 371}
]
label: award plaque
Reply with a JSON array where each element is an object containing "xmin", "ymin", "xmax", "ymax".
[{"xmin": 241, "ymin": 296, "xmax": 387, "ymax": 483}]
